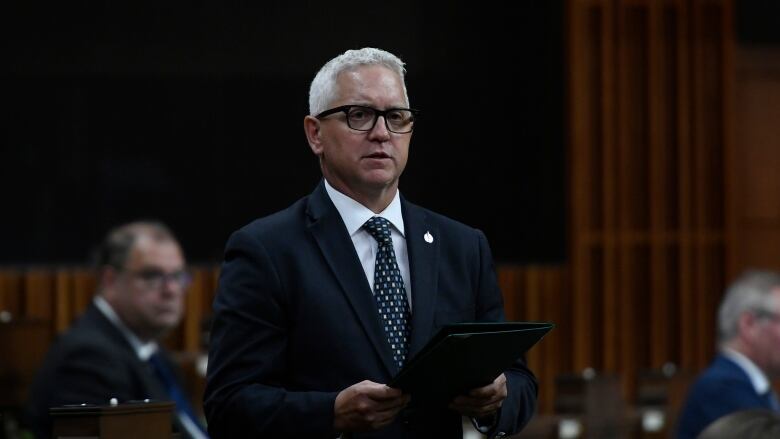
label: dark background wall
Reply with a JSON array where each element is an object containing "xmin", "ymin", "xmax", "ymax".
[
  {"xmin": 736, "ymin": 0, "xmax": 780, "ymax": 44},
  {"xmin": 1, "ymin": 3, "xmax": 565, "ymax": 264}
]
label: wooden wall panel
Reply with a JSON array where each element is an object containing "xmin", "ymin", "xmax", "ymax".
[
  {"xmin": 24, "ymin": 269, "xmax": 55, "ymax": 322},
  {"xmin": 568, "ymin": 0, "xmax": 733, "ymax": 406},
  {"xmin": 0, "ymin": 269, "xmax": 23, "ymax": 318},
  {"xmin": 729, "ymin": 47, "xmax": 780, "ymax": 276},
  {"xmin": 499, "ymin": 265, "xmax": 569, "ymax": 415},
  {"xmin": 54, "ymin": 270, "xmax": 73, "ymax": 334},
  {"xmin": 569, "ymin": 0, "xmax": 617, "ymax": 376}
]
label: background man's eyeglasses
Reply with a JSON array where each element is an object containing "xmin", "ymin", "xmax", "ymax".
[
  {"xmin": 753, "ymin": 308, "xmax": 780, "ymax": 323},
  {"xmin": 316, "ymin": 105, "xmax": 419, "ymax": 134},
  {"xmin": 123, "ymin": 269, "xmax": 192, "ymax": 290}
]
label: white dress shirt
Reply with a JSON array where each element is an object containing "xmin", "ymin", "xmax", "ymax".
[
  {"xmin": 94, "ymin": 295, "xmax": 158, "ymax": 361},
  {"xmin": 323, "ymin": 179, "xmax": 412, "ymax": 309}
]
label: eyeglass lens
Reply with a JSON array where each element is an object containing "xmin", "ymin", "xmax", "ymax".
[{"xmin": 346, "ymin": 106, "xmax": 414, "ymax": 133}]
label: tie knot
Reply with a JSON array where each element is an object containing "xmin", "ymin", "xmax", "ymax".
[{"xmin": 364, "ymin": 216, "xmax": 392, "ymax": 243}]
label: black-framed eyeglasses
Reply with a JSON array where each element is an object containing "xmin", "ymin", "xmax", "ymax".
[
  {"xmin": 316, "ymin": 105, "xmax": 419, "ymax": 134},
  {"xmin": 122, "ymin": 268, "xmax": 192, "ymax": 290},
  {"xmin": 754, "ymin": 308, "xmax": 780, "ymax": 323}
]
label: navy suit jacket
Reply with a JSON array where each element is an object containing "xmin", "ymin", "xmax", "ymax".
[
  {"xmin": 676, "ymin": 354, "xmax": 773, "ymax": 439},
  {"xmin": 204, "ymin": 182, "xmax": 538, "ymax": 438},
  {"xmin": 25, "ymin": 302, "xmax": 194, "ymax": 439}
]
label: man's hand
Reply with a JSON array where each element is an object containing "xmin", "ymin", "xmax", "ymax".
[
  {"xmin": 448, "ymin": 373, "xmax": 508, "ymax": 418},
  {"xmin": 333, "ymin": 380, "xmax": 411, "ymax": 432}
]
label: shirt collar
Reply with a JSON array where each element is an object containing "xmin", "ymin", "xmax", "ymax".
[
  {"xmin": 323, "ymin": 179, "xmax": 405, "ymax": 237},
  {"xmin": 93, "ymin": 295, "xmax": 159, "ymax": 361},
  {"xmin": 722, "ymin": 347, "xmax": 771, "ymax": 394}
]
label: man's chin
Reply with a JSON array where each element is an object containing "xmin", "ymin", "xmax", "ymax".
[
  {"xmin": 362, "ymin": 173, "xmax": 399, "ymax": 190},
  {"xmin": 152, "ymin": 317, "xmax": 182, "ymax": 335}
]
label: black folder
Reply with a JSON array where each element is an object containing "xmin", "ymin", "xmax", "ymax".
[{"xmin": 389, "ymin": 321, "xmax": 554, "ymax": 402}]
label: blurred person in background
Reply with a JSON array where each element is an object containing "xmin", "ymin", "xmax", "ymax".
[
  {"xmin": 677, "ymin": 270, "xmax": 780, "ymax": 439},
  {"xmin": 25, "ymin": 221, "xmax": 208, "ymax": 439}
]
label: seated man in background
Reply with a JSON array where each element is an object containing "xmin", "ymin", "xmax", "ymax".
[
  {"xmin": 677, "ymin": 270, "xmax": 780, "ymax": 439},
  {"xmin": 25, "ymin": 221, "xmax": 208, "ymax": 439}
]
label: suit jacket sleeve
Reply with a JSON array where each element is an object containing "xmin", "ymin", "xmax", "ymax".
[
  {"xmin": 204, "ymin": 227, "xmax": 340, "ymax": 438},
  {"xmin": 474, "ymin": 230, "xmax": 538, "ymax": 437}
]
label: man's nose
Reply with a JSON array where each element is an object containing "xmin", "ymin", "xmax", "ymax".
[
  {"xmin": 160, "ymin": 276, "xmax": 184, "ymax": 295},
  {"xmin": 367, "ymin": 115, "xmax": 391, "ymax": 140}
]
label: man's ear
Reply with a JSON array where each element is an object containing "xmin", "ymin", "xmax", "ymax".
[
  {"xmin": 98, "ymin": 266, "xmax": 118, "ymax": 296},
  {"xmin": 738, "ymin": 311, "xmax": 760, "ymax": 339},
  {"xmin": 304, "ymin": 116, "xmax": 324, "ymax": 156}
]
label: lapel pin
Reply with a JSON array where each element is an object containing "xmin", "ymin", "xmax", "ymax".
[{"xmin": 424, "ymin": 231, "xmax": 433, "ymax": 243}]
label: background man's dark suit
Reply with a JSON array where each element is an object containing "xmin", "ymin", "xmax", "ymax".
[
  {"xmin": 25, "ymin": 303, "xmax": 187, "ymax": 438},
  {"xmin": 204, "ymin": 182, "xmax": 538, "ymax": 438},
  {"xmin": 677, "ymin": 354, "xmax": 775, "ymax": 439}
]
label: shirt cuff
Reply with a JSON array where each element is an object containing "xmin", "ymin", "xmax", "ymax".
[{"xmin": 471, "ymin": 411, "xmax": 498, "ymax": 434}]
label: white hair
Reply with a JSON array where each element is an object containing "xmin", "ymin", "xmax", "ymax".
[
  {"xmin": 718, "ymin": 269, "xmax": 780, "ymax": 344},
  {"xmin": 308, "ymin": 47, "xmax": 409, "ymax": 116}
]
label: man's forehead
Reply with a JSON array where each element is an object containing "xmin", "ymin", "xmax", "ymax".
[
  {"xmin": 126, "ymin": 236, "xmax": 183, "ymax": 267},
  {"xmin": 335, "ymin": 67, "xmax": 405, "ymax": 105}
]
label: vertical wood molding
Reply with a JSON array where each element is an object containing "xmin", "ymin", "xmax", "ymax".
[{"xmin": 566, "ymin": 0, "xmax": 733, "ymax": 404}]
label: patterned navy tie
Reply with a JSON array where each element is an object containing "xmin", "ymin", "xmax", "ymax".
[{"xmin": 364, "ymin": 216, "xmax": 412, "ymax": 370}]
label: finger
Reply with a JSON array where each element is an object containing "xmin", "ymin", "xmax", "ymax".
[
  {"xmin": 450, "ymin": 394, "xmax": 505, "ymax": 414},
  {"xmin": 452, "ymin": 391, "xmax": 504, "ymax": 407},
  {"xmin": 370, "ymin": 411, "xmax": 399, "ymax": 429},
  {"xmin": 468, "ymin": 377, "xmax": 506, "ymax": 397},
  {"xmin": 449, "ymin": 400, "xmax": 502, "ymax": 416},
  {"xmin": 366, "ymin": 384, "xmax": 405, "ymax": 401},
  {"xmin": 368, "ymin": 393, "xmax": 411, "ymax": 413},
  {"xmin": 466, "ymin": 382, "xmax": 498, "ymax": 398},
  {"xmin": 373, "ymin": 402, "xmax": 406, "ymax": 419},
  {"xmin": 367, "ymin": 402, "xmax": 406, "ymax": 428},
  {"xmin": 467, "ymin": 385, "xmax": 498, "ymax": 398},
  {"xmin": 369, "ymin": 398, "xmax": 408, "ymax": 414},
  {"xmin": 466, "ymin": 402, "xmax": 502, "ymax": 417},
  {"xmin": 449, "ymin": 399, "xmax": 503, "ymax": 417}
]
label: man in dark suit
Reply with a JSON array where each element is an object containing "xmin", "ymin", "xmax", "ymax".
[
  {"xmin": 677, "ymin": 270, "xmax": 780, "ymax": 439},
  {"xmin": 204, "ymin": 47, "xmax": 538, "ymax": 438},
  {"xmin": 25, "ymin": 221, "xmax": 208, "ymax": 439}
]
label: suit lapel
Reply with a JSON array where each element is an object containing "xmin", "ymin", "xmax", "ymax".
[
  {"xmin": 306, "ymin": 182, "xmax": 397, "ymax": 376},
  {"xmin": 402, "ymin": 199, "xmax": 440, "ymax": 357}
]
